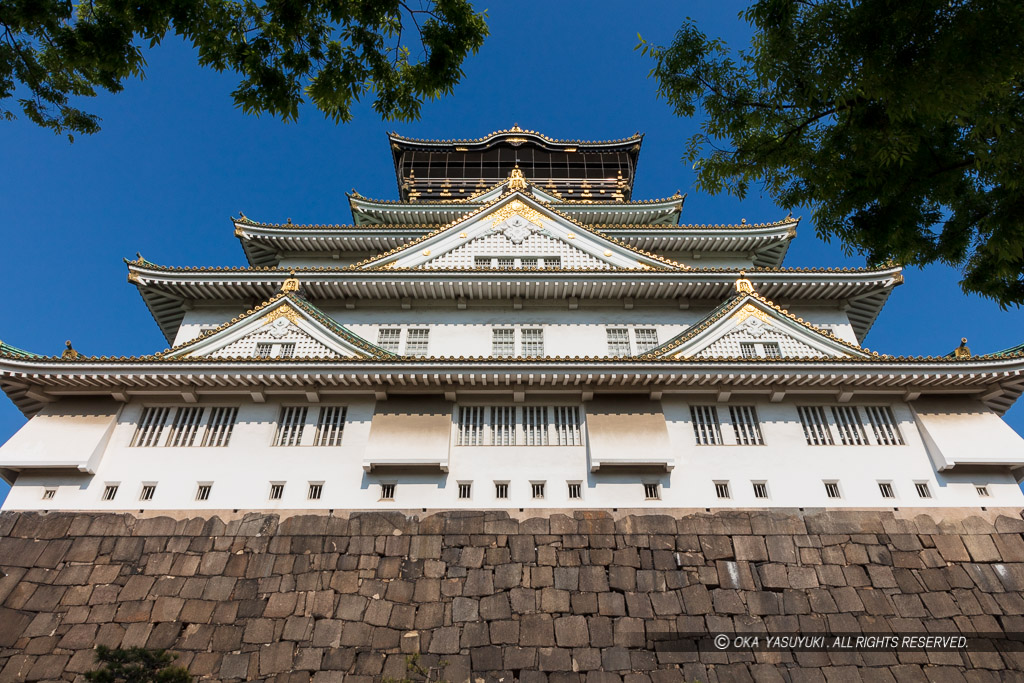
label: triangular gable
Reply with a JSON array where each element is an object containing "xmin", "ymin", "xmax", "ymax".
[
  {"xmin": 161, "ymin": 292, "xmax": 394, "ymax": 361},
  {"xmin": 354, "ymin": 189, "xmax": 684, "ymax": 271},
  {"xmin": 646, "ymin": 283, "xmax": 872, "ymax": 360}
]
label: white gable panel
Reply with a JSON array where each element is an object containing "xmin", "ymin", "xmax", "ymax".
[
  {"xmin": 422, "ymin": 230, "xmax": 611, "ymax": 270},
  {"xmin": 206, "ymin": 319, "xmax": 341, "ymax": 359},
  {"xmin": 693, "ymin": 319, "xmax": 827, "ymax": 359}
]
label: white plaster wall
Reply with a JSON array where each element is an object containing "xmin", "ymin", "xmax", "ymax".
[{"xmin": 4, "ymin": 395, "xmax": 1021, "ymax": 511}]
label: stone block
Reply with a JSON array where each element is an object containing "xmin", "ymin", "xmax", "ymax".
[
  {"xmin": 555, "ymin": 615, "xmax": 590, "ymax": 648},
  {"xmin": 520, "ymin": 613, "xmax": 555, "ymax": 646}
]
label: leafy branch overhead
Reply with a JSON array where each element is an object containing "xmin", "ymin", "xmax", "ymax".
[
  {"xmin": 0, "ymin": 0, "xmax": 488, "ymax": 139},
  {"xmin": 639, "ymin": 0, "xmax": 1024, "ymax": 306}
]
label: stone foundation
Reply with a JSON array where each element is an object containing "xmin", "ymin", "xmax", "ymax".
[{"xmin": 2, "ymin": 508, "xmax": 1024, "ymax": 681}]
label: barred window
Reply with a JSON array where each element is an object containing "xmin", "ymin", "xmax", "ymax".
[
  {"xmin": 495, "ymin": 482, "xmax": 509, "ymax": 499},
  {"xmin": 553, "ymin": 406, "xmax": 582, "ymax": 446},
  {"xmin": 542, "ymin": 257, "xmax": 561, "ymax": 269},
  {"xmin": 797, "ymin": 406, "xmax": 834, "ymax": 446},
  {"xmin": 531, "ymin": 482, "xmax": 546, "ymax": 499},
  {"xmin": 690, "ymin": 405, "xmax": 722, "ymax": 445},
  {"xmin": 714, "ymin": 482, "xmax": 730, "ymax": 499},
  {"xmin": 864, "ymin": 405, "xmax": 904, "ymax": 445},
  {"xmin": 567, "ymin": 482, "xmax": 582, "ymax": 500},
  {"xmin": 255, "ymin": 342, "xmax": 295, "ymax": 359},
  {"xmin": 277, "ymin": 343, "xmax": 295, "ymax": 359},
  {"xmin": 405, "ymin": 329, "xmax": 430, "ymax": 356},
  {"xmin": 457, "ymin": 406, "xmax": 486, "ymax": 446},
  {"xmin": 273, "ymin": 406, "xmax": 308, "ymax": 446},
  {"xmin": 256, "ymin": 342, "xmax": 273, "ymax": 358},
  {"xmin": 102, "ymin": 484, "xmax": 119, "ymax": 501},
  {"xmin": 308, "ymin": 483, "xmax": 323, "ymax": 500},
  {"xmin": 314, "ymin": 406, "xmax": 347, "ymax": 446},
  {"xmin": 490, "ymin": 406, "xmax": 515, "ymax": 446},
  {"xmin": 167, "ymin": 407, "xmax": 205, "ymax": 447},
  {"xmin": 522, "ymin": 328, "xmax": 544, "ymax": 357},
  {"xmin": 131, "ymin": 407, "xmax": 170, "ymax": 447},
  {"xmin": 380, "ymin": 483, "xmax": 395, "ymax": 500},
  {"xmin": 740, "ymin": 342, "xmax": 758, "ymax": 359},
  {"xmin": 139, "ymin": 485, "xmax": 156, "ymax": 501},
  {"xmin": 42, "ymin": 488, "xmax": 56, "ymax": 501},
  {"xmin": 376, "ymin": 328, "xmax": 402, "ymax": 353},
  {"xmin": 832, "ymin": 406, "xmax": 867, "ymax": 445},
  {"xmin": 634, "ymin": 328, "xmax": 659, "ymax": 354},
  {"xmin": 977, "ymin": 486, "xmax": 990, "ymax": 498},
  {"xmin": 752, "ymin": 482, "xmax": 769, "ymax": 499},
  {"xmin": 824, "ymin": 482, "xmax": 842, "ymax": 499},
  {"xmin": 202, "ymin": 407, "xmax": 238, "ymax": 447},
  {"xmin": 497, "ymin": 258, "xmax": 515, "ymax": 269},
  {"xmin": 521, "ymin": 258, "xmax": 538, "ymax": 268},
  {"xmin": 729, "ymin": 406, "xmax": 764, "ymax": 445},
  {"xmin": 762, "ymin": 343, "xmax": 781, "ymax": 358},
  {"xmin": 492, "ymin": 328, "xmax": 515, "ymax": 357},
  {"xmin": 195, "ymin": 484, "xmax": 211, "ymax": 501},
  {"xmin": 878, "ymin": 482, "xmax": 895, "ymax": 499},
  {"xmin": 644, "ymin": 483, "xmax": 661, "ymax": 500},
  {"xmin": 741, "ymin": 342, "xmax": 782, "ymax": 358},
  {"xmin": 269, "ymin": 483, "xmax": 285, "ymax": 500},
  {"xmin": 474, "ymin": 256, "xmax": 493, "ymax": 268},
  {"xmin": 523, "ymin": 406, "xmax": 550, "ymax": 446},
  {"xmin": 606, "ymin": 328, "xmax": 631, "ymax": 356},
  {"xmin": 458, "ymin": 482, "xmax": 472, "ymax": 499},
  {"xmin": 915, "ymin": 482, "xmax": 931, "ymax": 499}
]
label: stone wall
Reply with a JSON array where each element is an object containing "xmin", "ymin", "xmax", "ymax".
[{"xmin": 2, "ymin": 508, "xmax": 1024, "ymax": 681}]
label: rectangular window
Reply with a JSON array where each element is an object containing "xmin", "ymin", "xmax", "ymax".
[
  {"xmin": 797, "ymin": 406, "xmax": 834, "ymax": 446},
  {"xmin": 377, "ymin": 328, "xmax": 402, "ymax": 353},
  {"xmin": 256, "ymin": 342, "xmax": 273, "ymax": 358},
  {"xmin": 269, "ymin": 483, "xmax": 285, "ymax": 500},
  {"xmin": 256, "ymin": 342, "xmax": 294, "ymax": 359},
  {"xmin": 824, "ymin": 481, "xmax": 842, "ymax": 499},
  {"xmin": 42, "ymin": 488, "xmax": 56, "ymax": 501},
  {"xmin": 273, "ymin": 406, "xmax": 308, "ymax": 446},
  {"xmin": 831, "ymin": 406, "xmax": 867, "ymax": 445},
  {"xmin": 380, "ymin": 483, "xmax": 395, "ymax": 501},
  {"xmin": 277, "ymin": 343, "xmax": 295, "ymax": 359},
  {"xmin": 567, "ymin": 482, "xmax": 582, "ymax": 500},
  {"xmin": 521, "ymin": 258, "xmax": 538, "ymax": 269},
  {"xmin": 492, "ymin": 328, "xmax": 515, "ymax": 357},
  {"xmin": 878, "ymin": 482, "xmax": 895, "ymax": 499},
  {"xmin": 531, "ymin": 482, "xmax": 546, "ymax": 499},
  {"xmin": 202, "ymin": 407, "xmax": 238, "ymax": 447},
  {"xmin": 606, "ymin": 328, "xmax": 631, "ymax": 356},
  {"xmin": 405, "ymin": 329, "xmax": 430, "ymax": 357},
  {"xmin": 542, "ymin": 257, "xmax": 561, "ymax": 269},
  {"xmin": 490, "ymin": 406, "xmax": 515, "ymax": 446},
  {"xmin": 314, "ymin": 406, "xmax": 346, "ymax": 446},
  {"xmin": 523, "ymin": 406, "xmax": 550, "ymax": 446},
  {"xmin": 521, "ymin": 328, "xmax": 544, "ymax": 357},
  {"xmin": 308, "ymin": 483, "xmax": 323, "ymax": 500},
  {"xmin": 457, "ymin": 406, "xmax": 485, "ymax": 446},
  {"xmin": 864, "ymin": 405, "xmax": 904, "ymax": 445},
  {"xmin": 753, "ymin": 482, "xmax": 769, "ymax": 499},
  {"xmin": 102, "ymin": 484, "xmax": 119, "ymax": 501},
  {"xmin": 139, "ymin": 484, "xmax": 156, "ymax": 501},
  {"xmin": 458, "ymin": 482, "xmax": 472, "ymax": 499},
  {"xmin": 474, "ymin": 256, "xmax": 493, "ymax": 268},
  {"xmin": 644, "ymin": 483, "xmax": 661, "ymax": 500},
  {"xmin": 131, "ymin": 407, "xmax": 169, "ymax": 447},
  {"xmin": 729, "ymin": 406, "xmax": 764, "ymax": 445},
  {"xmin": 915, "ymin": 482, "xmax": 931, "ymax": 499},
  {"xmin": 495, "ymin": 482, "xmax": 509, "ymax": 499},
  {"xmin": 762, "ymin": 342, "xmax": 781, "ymax": 358},
  {"xmin": 497, "ymin": 258, "xmax": 515, "ymax": 269},
  {"xmin": 740, "ymin": 342, "xmax": 758, "ymax": 359},
  {"xmin": 714, "ymin": 482, "xmax": 730, "ymax": 499},
  {"xmin": 977, "ymin": 486, "xmax": 990, "ymax": 497},
  {"xmin": 553, "ymin": 406, "xmax": 582, "ymax": 446},
  {"xmin": 634, "ymin": 329, "xmax": 659, "ymax": 354},
  {"xmin": 690, "ymin": 405, "xmax": 722, "ymax": 445},
  {"xmin": 195, "ymin": 484, "xmax": 211, "ymax": 501},
  {"xmin": 167, "ymin": 407, "xmax": 205, "ymax": 447}
]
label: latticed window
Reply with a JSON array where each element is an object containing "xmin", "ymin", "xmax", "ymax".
[
  {"xmin": 915, "ymin": 482, "xmax": 931, "ymax": 498},
  {"xmin": 753, "ymin": 482, "xmax": 769, "ymax": 499},
  {"xmin": 797, "ymin": 406, "xmax": 834, "ymax": 446},
  {"xmin": 314, "ymin": 406, "xmax": 346, "ymax": 446},
  {"xmin": 740, "ymin": 341, "xmax": 782, "ymax": 358},
  {"xmin": 42, "ymin": 488, "xmax": 56, "ymax": 501},
  {"xmin": 542, "ymin": 257, "xmax": 561, "ymax": 269},
  {"xmin": 690, "ymin": 406, "xmax": 722, "ymax": 445},
  {"xmin": 832, "ymin": 406, "xmax": 867, "ymax": 445},
  {"xmin": 490, "ymin": 406, "xmax": 515, "ymax": 446},
  {"xmin": 308, "ymin": 483, "xmax": 323, "ymax": 500},
  {"xmin": 277, "ymin": 343, "xmax": 295, "ymax": 359},
  {"xmin": 606, "ymin": 328, "xmax": 631, "ymax": 356},
  {"xmin": 405, "ymin": 329, "xmax": 430, "ymax": 356},
  {"xmin": 729, "ymin": 406, "xmax": 764, "ymax": 445},
  {"xmin": 521, "ymin": 258, "xmax": 538, "ymax": 268},
  {"xmin": 492, "ymin": 329, "xmax": 515, "ymax": 357},
  {"xmin": 864, "ymin": 406, "xmax": 904, "ymax": 445},
  {"xmin": 457, "ymin": 407, "xmax": 485, "ymax": 446},
  {"xmin": 644, "ymin": 483, "xmax": 661, "ymax": 500},
  {"xmin": 568, "ymin": 482, "xmax": 582, "ymax": 500},
  {"xmin": 273, "ymin": 406, "xmax": 307, "ymax": 446},
  {"xmin": 202, "ymin": 407, "xmax": 238, "ymax": 447},
  {"xmin": 878, "ymin": 482, "xmax": 895, "ymax": 498},
  {"xmin": 634, "ymin": 329, "xmax": 659, "ymax": 354},
  {"xmin": 522, "ymin": 329, "xmax": 544, "ymax": 357},
  {"xmin": 380, "ymin": 483, "xmax": 396, "ymax": 500},
  {"xmin": 762, "ymin": 343, "xmax": 781, "ymax": 358},
  {"xmin": 377, "ymin": 328, "xmax": 401, "ymax": 353},
  {"xmin": 256, "ymin": 343, "xmax": 273, "ymax": 358},
  {"xmin": 714, "ymin": 482, "xmax": 730, "ymax": 499},
  {"xmin": 139, "ymin": 485, "xmax": 156, "ymax": 501},
  {"xmin": 474, "ymin": 256, "xmax": 492, "ymax": 268},
  {"xmin": 531, "ymin": 482, "xmax": 546, "ymax": 499},
  {"xmin": 494, "ymin": 482, "xmax": 509, "ymax": 499},
  {"xmin": 131, "ymin": 407, "xmax": 169, "ymax": 447},
  {"xmin": 553, "ymin": 406, "xmax": 582, "ymax": 446},
  {"xmin": 255, "ymin": 342, "xmax": 295, "ymax": 359},
  {"xmin": 523, "ymin": 406, "xmax": 549, "ymax": 446},
  {"xmin": 269, "ymin": 483, "xmax": 285, "ymax": 500},
  {"xmin": 102, "ymin": 484, "xmax": 119, "ymax": 501},
  {"xmin": 196, "ymin": 484, "xmax": 211, "ymax": 501},
  {"xmin": 740, "ymin": 342, "xmax": 758, "ymax": 359},
  {"xmin": 458, "ymin": 482, "xmax": 472, "ymax": 499},
  {"xmin": 977, "ymin": 486, "xmax": 990, "ymax": 497},
  {"xmin": 497, "ymin": 258, "xmax": 515, "ymax": 269},
  {"xmin": 167, "ymin": 407, "xmax": 205, "ymax": 447},
  {"xmin": 824, "ymin": 482, "xmax": 842, "ymax": 499}
]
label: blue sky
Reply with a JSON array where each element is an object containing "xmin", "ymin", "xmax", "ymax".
[{"xmin": 1, "ymin": 1, "xmax": 1021, "ymax": 503}]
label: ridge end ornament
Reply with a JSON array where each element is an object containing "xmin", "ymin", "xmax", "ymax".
[
  {"xmin": 61, "ymin": 340, "xmax": 79, "ymax": 360},
  {"xmin": 281, "ymin": 269, "xmax": 301, "ymax": 293},
  {"xmin": 735, "ymin": 272, "xmax": 755, "ymax": 294},
  {"xmin": 507, "ymin": 165, "xmax": 528, "ymax": 191},
  {"xmin": 954, "ymin": 337, "xmax": 971, "ymax": 359}
]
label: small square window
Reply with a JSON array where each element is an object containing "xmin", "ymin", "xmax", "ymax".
[
  {"xmin": 878, "ymin": 482, "xmax": 895, "ymax": 499},
  {"xmin": 824, "ymin": 481, "xmax": 842, "ymax": 499},
  {"xmin": 380, "ymin": 483, "xmax": 396, "ymax": 501},
  {"xmin": 102, "ymin": 484, "xmax": 119, "ymax": 501},
  {"xmin": 196, "ymin": 484, "xmax": 212, "ymax": 501},
  {"xmin": 269, "ymin": 483, "xmax": 285, "ymax": 500},
  {"xmin": 42, "ymin": 488, "xmax": 56, "ymax": 501},
  {"xmin": 714, "ymin": 482, "xmax": 730, "ymax": 499},
  {"xmin": 139, "ymin": 484, "xmax": 156, "ymax": 501},
  {"xmin": 567, "ymin": 482, "xmax": 582, "ymax": 500},
  {"xmin": 915, "ymin": 482, "xmax": 931, "ymax": 499},
  {"xmin": 531, "ymin": 482, "xmax": 546, "ymax": 499},
  {"xmin": 308, "ymin": 483, "xmax": 323, "ymax": 500},
  {"xmin": 976, "ymin": 486, "xmax": 990, "ymax": 498},
  {"xmin": 458, "ymin": 482, "xmax": 472, "ymax": 500},
  {"xmin": 495, "ymin": 482, "xmax": 509, "ymax": 499},
  {"xmin": 644, "ymin": 483, "xmax": 661, "ymax": 500},
  {"xmin": 752, "ymin": 482, "xmax": 768, "ymax": 499}
]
